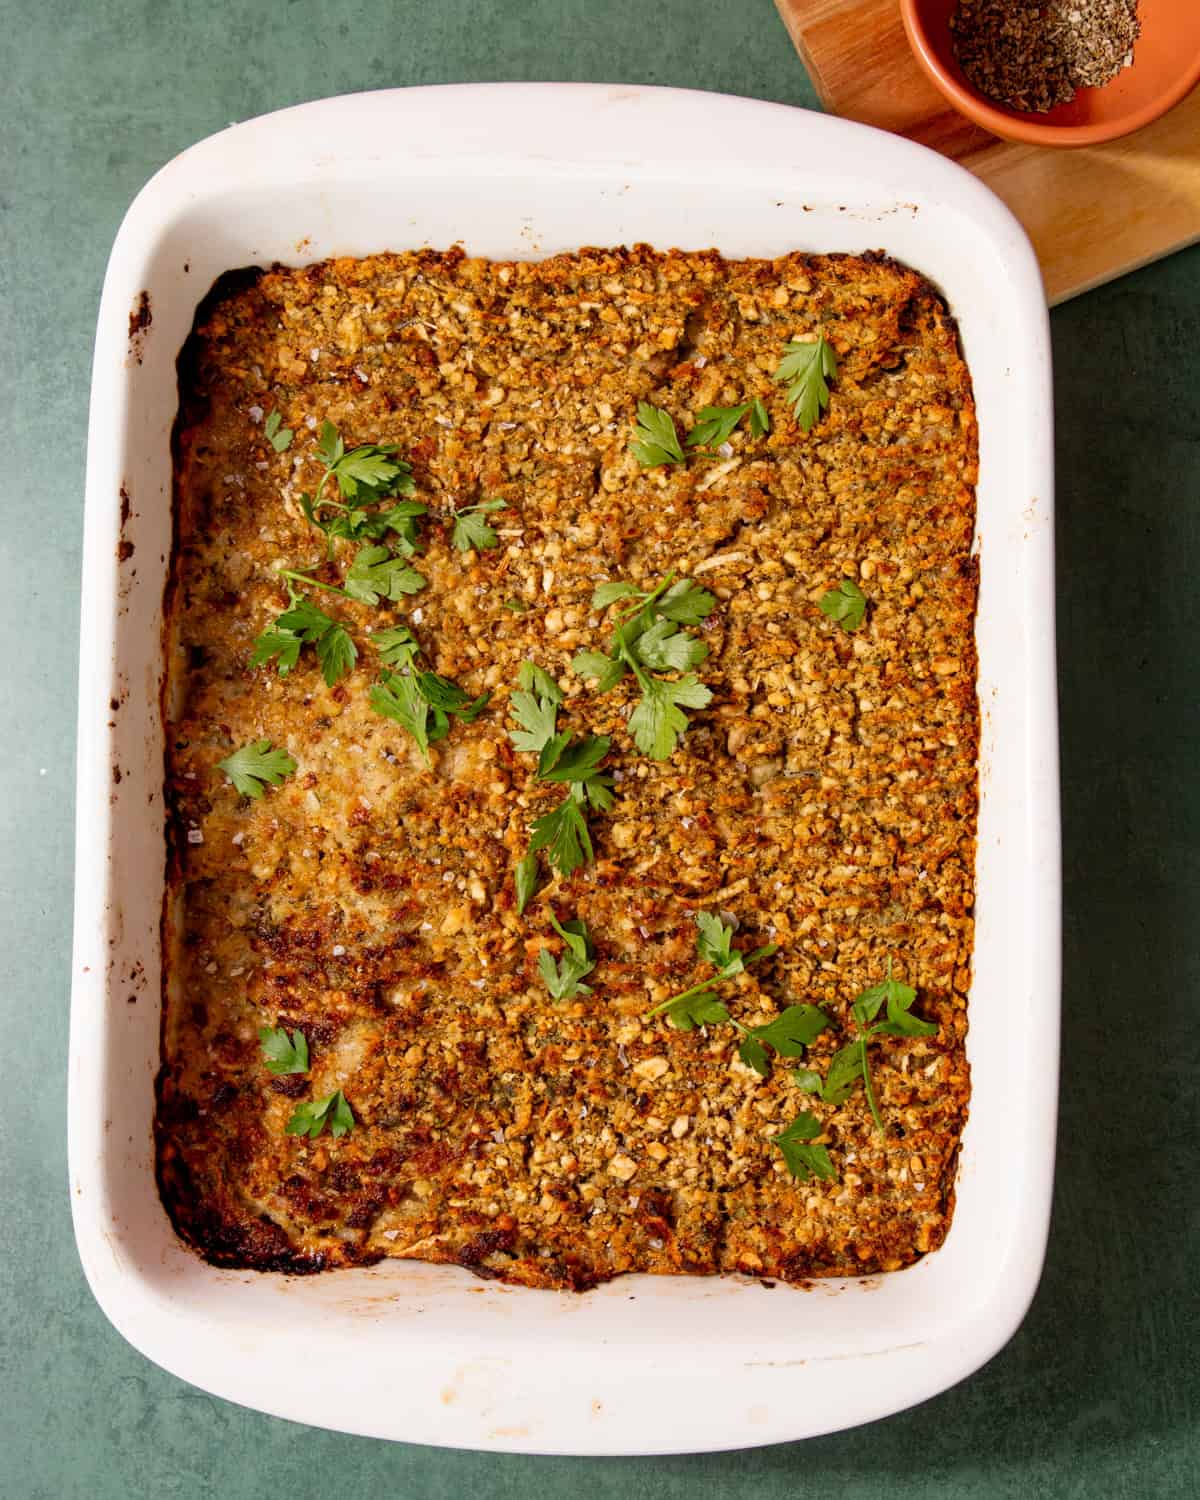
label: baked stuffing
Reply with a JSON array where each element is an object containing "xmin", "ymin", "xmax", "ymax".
[{"xmin": 158, "ymin": 245, "xmax": 978, "ymax": 1288}]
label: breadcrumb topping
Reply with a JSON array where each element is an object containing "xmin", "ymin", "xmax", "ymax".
[{"xmin": 157, "ymin": 245, "xmax": 978, "ymax": 1288}]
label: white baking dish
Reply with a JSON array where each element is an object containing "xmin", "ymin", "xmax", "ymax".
[{"xmin": 70, "ymin": 84, "xmax": 1059, "ymax": 1454}]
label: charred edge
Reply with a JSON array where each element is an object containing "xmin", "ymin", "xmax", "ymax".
[{"xmin": 128, "ymin": 290, "xmax": 152, "ymax": 342}]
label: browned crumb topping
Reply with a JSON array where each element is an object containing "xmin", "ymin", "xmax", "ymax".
[{"xmin": 158, "ymin": 245, "xmax": 978, "ymax": 1289}]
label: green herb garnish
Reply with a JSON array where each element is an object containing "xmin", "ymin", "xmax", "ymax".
[
  {"xmin": 258, "ymin": 1026, "xmax": 309, "ymax": 1075},
  {"xmin": 507, "ymin": 662, "xmax": 613, "ymax": 882},
  {"xmin": 264, "ymin": 410, "xmax": 293, "ymax": 452},
  {"xmin": 818, "ymin": 578, "xmax": 867, "ymax": 632},
  {"xmin": 370, "ymin": 661, "xmax": 488, "ymax": 766},
  {"xmin": 343, "ymin": 545, "xmax": 427, "ymax": 604},
  {"xmin": 793, "ymin": 963, "xmax": 937, "ymax": 1135},
  {"xmin": 749, "ymin": 396, "xmax": 770, "ymax": 439},
  {"xmin": 298, "ymin": 420, "xmax": 425, "ymax": 553},
  {"xmin": 773, "ymin": 334, "xmax": 838, "ymax": 433},
  {"xmin": 514, "ymin": 850, "xmax": 540, "ymax": 915},
  {"xmin": 572, "ymin": 574, "xmax": 716, "ymax": 759},
  {"xmin": 537, "ymin": 914, "xmax": 596, "ymax": 999},
  {"xmin": 217, "ymin": 739, "xmax": 297, "ymax": 799},
  {"xmin": 450, "ymin": 498, "xmax": 505, "ymax": 553},
  {"xmin": 285, "ymin": 1089, "xmax": 354, "ymax": 1140},
  {"xmin": 772, "ymin": 1110, "xmax": 836, "ymax": 1182},
  {"xmin": 250, "ymin": 590, "xmax": 358, "ymax": 687},
  {"xmin": 631, "ymin": 401, "xmax": 686, "ymax": 467},
  {"xmin": 685, "ymin": 403, "xmax": 755, "ymax": 450},
  {"xmin": 642, "ymin": 913, "xmax": 831, "ymax": 1077}
]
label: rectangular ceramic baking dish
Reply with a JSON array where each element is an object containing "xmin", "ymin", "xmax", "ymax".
[{"xmin": 70, "ymin": 83, "xmax": 1059, "ymax": 1455}]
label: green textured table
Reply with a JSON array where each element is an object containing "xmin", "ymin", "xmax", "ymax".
[{"xmin": 2, "ymin": 0, "xmax": 1197, "ymax": 1493}]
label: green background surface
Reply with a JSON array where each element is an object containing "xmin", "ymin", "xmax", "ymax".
[{"xmin": 2, "ymin": 0, "xmax": 1197, "ymax": 1494}]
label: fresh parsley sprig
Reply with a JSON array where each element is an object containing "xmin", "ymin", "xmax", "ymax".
[
  {"xmin": 285, "ymin": 1089, "xmax": 354, "ymax": 1140},
  {"xmin": 572, "ymin": 574, "xmax": 716, "ymax": 759},
  {"xmin": 686, "ymin": 403, "xmax": 750, "ymax": 450},
  {"xmin": 685, "ymin": 397, "xmax": 771, "ymax": 450},
  {"xmin": 794, "ymin": 963, "xmax": 937, "ymax": 1134},
  {"xmin": 298, "ymin": 420, "xmax": 424, "ymax": 553},
  {"xmin": 450, "ymin": 498, "xmax": 505, "ymax": 553},
  {"xmin": 631, "ymin": 402, "xmax": 685, "ymax": 467},
  {"xmin": 537, "ymin": 914, "xmax": 596, "ymax": 999},
  {"xmin": 642, "ymin": 912, "xmax": 831, "ymax": 1076},
  {"xmin": 218, "ymin": 739, "xmax": 297, "ymax": 799},
  {"xmin": 264, "ymin": 410, "xmax": 293, "ymax": 452},
  {"xmin": 507, "ymin": 661, "xmax": 613, "ymax": 882},
  {"xmin": 258, "ymin": 1026, "xmax": 309, "ymax": 1075},
  {"xmin": 250, "ymin": 586, "xmax": 358, "ymax": 687},
  {"xmin": 772, "ymin": 1111, "xmax": 836, "ymax": 1182},
  {"xmin": 250, "ymin": 540, "xmax": 426, "ymax": 689},
  {"xmin": 341, "ymin": 546, "xmax": 426, "ymax": 604},
  {"xmin": 370, "ymin": 651, "xmax": 489, "ymax": 766},
  {"xmin": 773, "ymin": 334, "xmax": 838, "ymax": 433},
  {"xmin": 819, "ymin": 578, "xmax": 867, "ymax": 632}
]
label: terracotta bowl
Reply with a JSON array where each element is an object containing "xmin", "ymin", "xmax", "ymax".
[{"xmin": 900, "ymin": 0, "xmax": 1200, "ymax": 146}]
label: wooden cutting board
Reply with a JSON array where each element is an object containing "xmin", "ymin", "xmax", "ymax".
[{"xmin": 774, "ymin": 0, "xmax": 1200, "ymax": 302}]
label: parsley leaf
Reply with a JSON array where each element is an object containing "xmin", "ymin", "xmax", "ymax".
[
  {"xmin": 317, "ymin": 420, "xmax": 413, "ymax": 501},
  {"xmin": 654, "ymin": 579, "xmax": 718, "ymax": 625},
  {"xmin": 258, "ymin": 1026, "xmax": 309, "ymax": 1075},
  {"xmin": 248, "ymin": 624, "xmax": 302, "ymax": 676},
  {"xmin": 343, "ymin": 545, "xmax": 426, "ymax": 605},
  {"xmin": 297, "ymin": 420, "xmax": 421, "ymax": 552},
  {"xmin": 749, "ymin": 397, "xmax": 770, "ymax": 439},
  {"xmin": 370, "ymin": 670, "xmax": 433, "ymax": 763},
  {"xmin": 644, "ymin": 912, "xmax": 776, "ymax": 1031},
  {"xmin": 773, "ymin": 1111, "xmax": 835, "ymax": 1182},
  {"xmin": 738, "ymin": 1005, "xmax": 831, "ymax": 1080},
  {"xmin": 660, "ymin": 988, "xmax": 731, "ymax": 1031},
  {"xmin": 631, "ymin": 401, "xmax": 685, "ymax": 467},
  {"xmin": 627, "ymin": 674, "xmax": 712, "ymax": 759},
  {"xmin": 696, "ymin": 909, "xmax": 739, "ymax": 971},
  {"xmin": 370, "ymin": 624, "xmax": 420, "ymax": 670},
  {"xmin": 264, "ymin": 410, "xmax": 293, "ymax": 452},
  {"xmin": 518, "ymin": 660, "xmax": 563, "ymax": 705},
  {"xmin": 508, "ymin": 665, "xmax": 614, "ymax": 883},
  {"xmin": 218, "ymin": 739, "xmax": 297, "ymax": 799},
  {"xmin": 370, "ymin": 654, "xmax": 488, "ymax": 764},
  {"xmin": 515, "ymin": 850, "xmax": 540, "ymax": 915},
  {"xmin": 451, "ymin": 498, "xmax": 505, "ymax": 553},
  {"xmin": 416, "ymin": 672, "xmax": 489, "ymax": 723},
  {"xmin": 745, "ymin": 1004, "xmax": 831, "ymax": 1059},
  {"xmin": 508, "ymin": 688, "xmax": 562, "ymax": 756},
  {"xmin": 792, "ymin": 1067, "xmax": 823, "ymax": 1094},
  {"xmin": 285, "ymin": 1089, "xmax": 354, "ymax": 1140},
  {"xmin": 819, "ymin": 1040, "xmax": 865, "ymax": 1108},
  {"xmin": 538, "ymin": 734, "xmax": 612, "ymax": 785},
  {"xmin": 773, "ymin": 334, "xmax": 838, "ymax": 433},
  {"xmin": 634, "ymin": 617, "xmax": 709, "ymax": 673},
  {"xmin": 819, "ymin": 579, "xmax": 867, "ymax": 632},
  {"xmin": 591, "ymin": 581, "xmax": 642, "ymax": 608},
  {"xmin": 569, "ymin": 650, "xmax": 627, "ymax": 693},
  {"xmin": 686, "ymin": 403, "xmax": 750, "ymax": 450},
  {"xmin": 315, "ymin": 624, "xmax": 358, "ymax": 686},
  {"xmin": 529, "ymin": 786, "xmax": 594, "ymax": 878},
  {"xmin": 537, "ymin": 914, "xmax": 596, "ymax": 999},
  {"xmin": 250, "ymin": 593, "xmax": 358, "ymax": 688},
  {"xmin": 802, "ymin": 965, "xmax": 937, "ymax": 1133},
  {"xmin": 576, "ymin": 574, "xmax": 718, "ymax": 759}
]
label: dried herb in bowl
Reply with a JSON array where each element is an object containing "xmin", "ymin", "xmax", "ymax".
[{"xmin": 950, "ymin": 0, "xmax": 1142, "ymax": 114}]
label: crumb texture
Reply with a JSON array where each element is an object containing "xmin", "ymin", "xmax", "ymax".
[{"xmin": 159, "ymin": 244, "xmax": 978, "ymax": 1288}]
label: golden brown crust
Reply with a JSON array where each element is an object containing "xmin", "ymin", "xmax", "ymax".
[{"xmin": 157, "ymin": 245, "xmax": 977, "ymax": 1289}]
